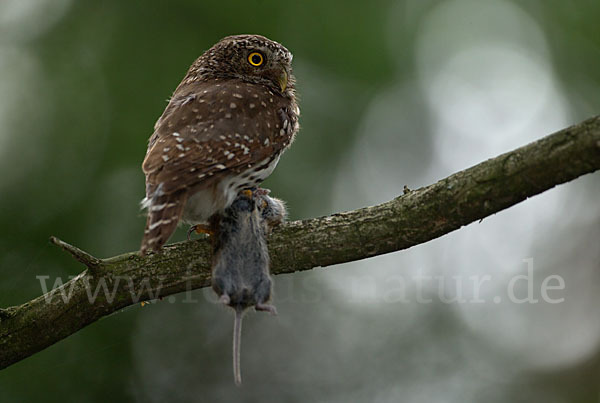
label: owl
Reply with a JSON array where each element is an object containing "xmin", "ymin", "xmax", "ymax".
[{"xmin": 140, "ymin": 34, "xmax": 299, "ymax": 255}]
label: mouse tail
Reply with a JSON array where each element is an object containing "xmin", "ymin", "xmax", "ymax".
[{"xmin": 233, "ymin": 309, "xmax": 243, "ymax": 386}]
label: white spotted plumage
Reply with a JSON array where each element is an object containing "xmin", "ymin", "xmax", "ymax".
[{"xmin": 139, "ymin": 34, "xmax": 299, "ymax": 255}]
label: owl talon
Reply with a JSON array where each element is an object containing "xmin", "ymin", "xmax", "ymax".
[
  {"xmin": 187, "ymin": 224, "xmax": 213, "ymax": 241},
  {"xmin": 241, "ymin": 189, "xmax": 253, "ymax": 199}
]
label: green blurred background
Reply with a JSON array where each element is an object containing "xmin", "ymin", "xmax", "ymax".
[{"xmin": 1, "ymin": 0, "xmax": 599, "ymax": 402}]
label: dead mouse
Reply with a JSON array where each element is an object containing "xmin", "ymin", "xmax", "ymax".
[{"xmin": 210, "ymin": 189, "xmax": 286, "ymax": 385}]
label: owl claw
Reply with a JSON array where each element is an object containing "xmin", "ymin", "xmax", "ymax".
[
  {"xmin": 241, "ymin": 189, "xmax": 254, "ymax": 199},
  {"xmin": 187, "ymin": 224, "xmax": 213, "ymax": 241}
]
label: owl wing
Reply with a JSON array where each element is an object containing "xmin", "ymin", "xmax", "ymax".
[{"xmin": 140, "ymin": 80, "xmax": 293, "ymax": 254}]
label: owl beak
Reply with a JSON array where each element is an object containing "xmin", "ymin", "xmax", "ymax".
[{"xmin": 278, "ymin": 70, "xmax": 288, "ymax": 92}]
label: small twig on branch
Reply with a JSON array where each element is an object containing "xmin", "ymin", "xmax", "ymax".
[
  {"xmin": 1, "ymin": 114, "xmax": 600, "ymax": 371},
  {"xmin": 49, "ymin": 236, "xmax": 104, "ymax": 274}
]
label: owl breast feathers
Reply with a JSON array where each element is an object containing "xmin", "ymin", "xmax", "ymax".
[{"xmin": 140, "ymin": 34, "xmax": 299, "ymax": 255}]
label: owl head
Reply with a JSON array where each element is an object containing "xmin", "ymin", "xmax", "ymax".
[{"xmin": 191, "ymin": 34, "xmax": 295, "ymax": 95}]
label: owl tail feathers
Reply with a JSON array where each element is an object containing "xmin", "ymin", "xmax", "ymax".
[{"xmin": 140, "ymin": 190, "xmax": 188, "ymax": 255}]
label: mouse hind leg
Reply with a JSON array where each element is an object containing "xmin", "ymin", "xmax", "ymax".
[{"xmin": 255, "ymin": 303, "xmax": 277, "ymax": 315}]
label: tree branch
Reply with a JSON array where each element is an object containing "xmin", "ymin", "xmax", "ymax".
[{"xmin": 2, "ymin": 115, "xmax": 600, "ymax": 370}]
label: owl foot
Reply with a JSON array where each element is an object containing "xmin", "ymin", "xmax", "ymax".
[
  {"xmin": 187, "ymin": 224, "xmax": 214, "ymax": 241},
  {"xmin": 239, "ymin": 187, "xmax": 270, "ymax": 200},
  {"xmin": 240, "ymin": 189, "xmax": 254, "ymax": 199}
]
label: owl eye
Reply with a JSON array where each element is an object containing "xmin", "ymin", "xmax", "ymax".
[{"xmin": 248, "ymin": 52, "xmax": 264, "ymax": 67}]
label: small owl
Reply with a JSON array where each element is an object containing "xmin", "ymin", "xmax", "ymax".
[{"xmin": 140, "ymin": 34, "xmax": 299, "ymax": 255}]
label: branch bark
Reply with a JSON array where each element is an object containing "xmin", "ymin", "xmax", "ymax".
[{"xmin": 2, "ymin": 115, "xmax": 600, "ymax": 370}]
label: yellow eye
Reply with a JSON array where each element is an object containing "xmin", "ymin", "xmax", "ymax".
[{"xmin": 248, "ymin": 52, "xmax": 264, "ymax": 66}]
